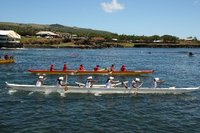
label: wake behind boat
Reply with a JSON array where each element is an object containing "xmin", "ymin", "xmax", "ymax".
[{"xmin": 5, "ymin": 82, "xmax": 200, "ymax": 95}]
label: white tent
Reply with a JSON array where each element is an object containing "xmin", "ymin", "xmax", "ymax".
[
  {"xmin": 36, "ymin": 31, "xmax": 58, "ymax": 36},
  {"xmin": 0, "ymin": 30, "xmax": 21, "ymax": 39}
]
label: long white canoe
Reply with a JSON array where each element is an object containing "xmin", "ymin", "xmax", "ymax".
[{"xmin": 5, "ymin": 82, "xmax": 200, "ymax": 95}]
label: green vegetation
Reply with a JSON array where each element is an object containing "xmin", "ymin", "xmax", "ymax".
[
  {"xmin": 0, "ymin": 22, "xmax": 115, "ymax": 37},
  {"xmin": 0, "ymin": 22, "xmax": 199, "ymax": 48}
]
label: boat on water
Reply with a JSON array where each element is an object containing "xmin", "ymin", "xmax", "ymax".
[
  {"xmin": 0, "ymin": 59, "xmax": 15, "ymax": 64},
  {"xmin": 27, "ymin": 69, "xmax": 154, "ymax": 75},
  {"xmin": 5, "ymin": 82, "xmax": 199, "ymax": 95}
]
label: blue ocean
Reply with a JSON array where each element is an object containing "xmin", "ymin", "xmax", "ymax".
[{"xmin": 0, "ymin": 48, "xmax": 200, "ymax": 132}]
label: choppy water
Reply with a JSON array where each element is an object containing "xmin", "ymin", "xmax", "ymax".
[{"xmin": 0, "ymin": 48, "xmax": 200, "ymax": 132}]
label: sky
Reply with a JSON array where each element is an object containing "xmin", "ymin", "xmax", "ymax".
[{"xmin": 0, "ymin": 0, "xmax": 200, "ymax": 39}]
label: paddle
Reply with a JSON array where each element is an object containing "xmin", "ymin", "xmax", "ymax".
[
  {"xmin": 154, "ymin": 79, "xmax": 165, "ymax": 88},
  {"xmin": 133, "ymin": 82, "xmax": 143, "ymax": 95},
  {"xmin": 63, "ymin": 75, "xmax": 68, "ymax": 91},
  {"xmin": 122, "ymin": 81, "xmax": 129, "ymax": 88}
]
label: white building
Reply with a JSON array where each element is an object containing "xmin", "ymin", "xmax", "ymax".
[
  {"xmin": 36, "ymin": 31, "xmax": 59, "ymax": 38},
  {"xmin": 0, "ymin": 30, "xmax": 21, "ymax": 44}
]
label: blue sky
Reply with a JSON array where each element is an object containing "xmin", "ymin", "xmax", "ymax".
[{"xmin": 1, "ymin": 0, "xmax": 200, "ymax": 39}]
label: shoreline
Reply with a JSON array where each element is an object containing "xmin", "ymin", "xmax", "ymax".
[{"xmin": 22, "ymin": 43, "xmax": 200, "ymax": 49}]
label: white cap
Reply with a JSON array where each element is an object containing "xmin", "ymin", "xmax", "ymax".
[
  {"xmin": 39, "ymin": 76, "xmax": 44, "ymax": 79},
  {"xmin": 135, "ymin": 78, "xmax": 140, "ymax": 82},
  {"xmin": 59, "ymin": 77, "xmax": 64, "ymax": 80},
  {"xmin": 87, "ymin": 76, "xmax": 92, "ymax": 79},
  {"xmin": 154, "ymin": 78, "xmax": 159, "ymax": 81},
  {"xmin": 109, "ymin": 76, "xmax": 114, "ymax": 80}
]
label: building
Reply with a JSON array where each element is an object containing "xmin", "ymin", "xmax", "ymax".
[
  {"xmin": 185, "ymin": 37, "xmax": 194, "ymax": 41},
  {"xmin": 0, "ymin": 30, "xmax": 21, "ymax": 48},
  {"xmin": 36, "ymin": 31, "xmax": 59, "ymax": 38}
]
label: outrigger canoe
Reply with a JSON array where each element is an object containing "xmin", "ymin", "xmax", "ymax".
[
  {"xmin": 0, "ymin": 59, "xmax": 15, "ymax": 64},
  {"xmin": 27, "ymin": 69, "xmax": 154, "ymax": 75},
  {"xmin": 5, "ymin": 82, "xmax": 199, "ymax": 95}
]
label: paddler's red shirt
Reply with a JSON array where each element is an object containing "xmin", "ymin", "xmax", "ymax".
[
  {"xmin": 63, "ymin": 64, "xmax": 67, "ymax": 71},
  {"xmin": 50, "ymin": 64, "xmax": 54, "ymax": 71},
  {"xmin": 120, "ymin": 66, "xmax": 126, "ymax": 71},
  {"xmin": 94, "ymin": 66, "xmax": 100, "ymax": 71},
  {"xmin": 79, "ymin": 66, "xmax": 85, "ymax": 71}
]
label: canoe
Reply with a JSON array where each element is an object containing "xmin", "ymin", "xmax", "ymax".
[
  {"xmin": 27, "ymin": 69, "xmax": 76, "ymax": 75},
  {"xmin": 5, "ymin": 82, "xmax": 199, "ymax": 95},
  {"xmin": 27, "ymin": 69, "xmax": 154, "ymax": 75},
  {"xmin": 0, "ymin": 59, "xmax": 15, "ymax": 64}
]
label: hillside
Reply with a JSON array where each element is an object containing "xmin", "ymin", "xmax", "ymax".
[
  {"xmin": 0, "ymin": 22, "xmax": 116, "ymax": 37},
  {"xmin": 1, "ymin": 22, "xmax": 199, "ymax": 48}
]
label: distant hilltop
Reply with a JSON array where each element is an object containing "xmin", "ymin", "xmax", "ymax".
[
  {"xmin": 0, "ymin": 22, "xmax": 114, "ymax": 37},
  {"xmin": 0, "ymin": 22, "xmax": 199, "ymax": 48}
]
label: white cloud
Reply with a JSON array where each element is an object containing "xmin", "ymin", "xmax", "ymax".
[{"xmin": 101, "ymin": 0, "xmax": 124, "ymax": 13}]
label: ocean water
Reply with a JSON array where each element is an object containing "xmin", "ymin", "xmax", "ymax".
[{"xmin": 0, "ymin": 48, "xmax": 200, "ymax": 132}]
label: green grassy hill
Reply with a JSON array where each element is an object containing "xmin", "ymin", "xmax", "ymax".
[{"xmin": 0, "ymin": 22, "xmax": 116, "ymax": 37}]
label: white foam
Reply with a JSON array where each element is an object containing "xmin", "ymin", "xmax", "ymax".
[
  {"xmin": 8, "ymin": 90, "xmax": 17, "ymax": 95},
  {"xmin": 44, "ymin": 89, "xmax": 52, "ymax": 95},
  {"xmin": 94, "ymin": 93, "xmax": 101, "ymax": 96},
  {"xmin": 28, "ymin": 92, "xmax": 34, "ymax": 96},
  {"xmin": 60, "ymin": 92, "xmax": 66, "ymax": 97}
]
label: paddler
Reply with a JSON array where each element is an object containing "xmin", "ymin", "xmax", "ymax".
[
  {"xmin": 63, "ymin": 63, "xmax": 67, "ymax": 71},
  {"xmin": 57, "ymin": 76, "xmax": 68, "ymax": 91},
  {"xmin": 57, "ymin": 76, "xmax": 66, "ymax": 87},
  {"xmin": 78, "ymin": 64, "xmax": 85, "ymax": 71},
  {"xmin": 4, "ymin": 54, "xmax": 9, "ymax": 60},
  {"xmin": 36, "ymin": 75, "xmax": 46, "ymax": 87},
  {"xmin": 50, "ymin": 64, "xmax": 54, "ymax": 71},
  {"xmin": 131, "ymin": 78, "xmax": 143, "ymax": 89},
  {"xmin": 110, "ymin": 64, "xmax": 115, "ymax": 71},
  {"xmin": 153, "ymin": 78, "xmax": 165, "ymax": 88},
  {"xmin": 85, "ymin": 76, "xmax": 95, "ymax": 88},
  {"xmin": 94, "ymin": 65, "xmax": 100, "ymax": 71},
  {"xmin": 120, "ymin": 64, "xmax": 126, "ymax": 71},
  {"xmin": 105, "ymin": 76, "xmax": 119, "ymax": 88}
]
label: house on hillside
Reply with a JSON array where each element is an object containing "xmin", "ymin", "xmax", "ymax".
[
  {"xmin": 112, "ymin": 38, "xmax": 118, "ymax": 42},
  {"xmin": 185, "ymin": 37, "xmax": 194, "ymax": 41},
  {"xmin": 0, "ymin": 30, "xmax": 22, "ymax": 48},
  {"xmin": 91, "ymin": 37, "xmax": 105, "ymax": 42},
  {"xmin": 36, "ymin": 31, "xmax": 59, "ymax": 38}
]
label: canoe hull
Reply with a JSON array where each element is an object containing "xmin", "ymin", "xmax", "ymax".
[
  {"xmin": 0, "ymin": 59, "xmax": 15, "ymax": 64},
  {"xmin": 5, "ymin": 82, "xmax": 199, "ymax": 94},
  {"xmin": 28, "ymin": 69, "xmax": 154, "ymax": 75}
]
